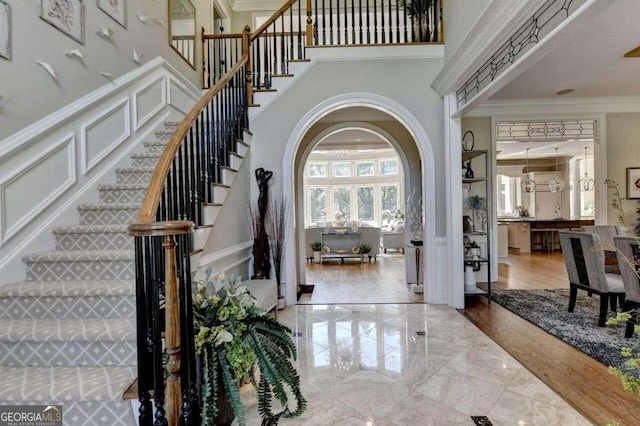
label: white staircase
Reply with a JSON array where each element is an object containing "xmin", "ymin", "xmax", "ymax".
[{"xmin": 0, "ymin": 120, "xmax": 251, "ymax": 425}]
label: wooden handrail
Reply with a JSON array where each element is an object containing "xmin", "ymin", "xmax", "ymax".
[
  {"xmin": 202, "ymin": 33, "xmax": 243, "ymax": 40},
  {"xmin": 251, "ymin": 0, "xmax": 301, "ymax": 41},
  {"xmin": 135, "ymin": 53, "xmax": 248, "ymax": 223}
]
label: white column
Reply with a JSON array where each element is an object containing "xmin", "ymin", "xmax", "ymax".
[
  {"xmin": 572, "ymin": 158, "xmax": 581, "ymax": 219},
  {"xmin": 444, "ymin": 93, "xmax": 464, "ymax": 308}
]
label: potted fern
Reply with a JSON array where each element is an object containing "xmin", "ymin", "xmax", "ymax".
[
  {"xmin": 192, "ymin": 270, "xmax": 306, "ymax": 425},
  {"xmin": 310, "ymin": 241, "xmax": 322, "ymax": 263},
  {"xmin": 359, "ymin": 243, "xmax": 372, "ymax": 261}
]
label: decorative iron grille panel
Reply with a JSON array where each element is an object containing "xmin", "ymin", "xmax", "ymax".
[
  {"xmin": 496, "ymin": 120, "xmax": 597, "ymax": 141},
  {"xmin": 456, "ymin": 0, "xmax": 588, "ymax": 107}
]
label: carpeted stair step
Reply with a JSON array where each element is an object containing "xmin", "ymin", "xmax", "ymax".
[
  {"xmin": 129, "ymin": 153, "xmax": 161, "ymax": 168},
  {"xmin": 24, "ymin": 250, "xmax": 135, "ymax": 281},
  {"xmin": 0, "ymin": 318, "xmax": 136, "ymax": 367},
  {"xmin": 164, "ymin": 120, "xmax": 180, "ymax": 131},
  {"xmin": 98, "ymin": 184, "xmax": 148, "ymax": 204},
  {"xmin": 77, "ymin": 203, "xmax": 140, "ymax": 225},
  {"xmin": 115, "ymin": 168, "xmax": 154, "ymax": 185},
  {"xmin": 53, "ymin": 225, "xmax": 132, "ymax": 251},
  {"xmin": 0, "ymin": 280, "xmax": 135, "ymax": 319},
  {"xmin": 0, "ymin": 366, "xmax": 136, "ymax": 425},
  {"xmin": 143, "ymin": 141, "xmax": 167, "ymax": 155},
  {"xmin": 155, "ymin": 129, "xmax": 173, "ymax": 142}
]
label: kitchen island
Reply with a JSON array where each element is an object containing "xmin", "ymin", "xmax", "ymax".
[{"xmin": 498, "ymin": 218, "xmax": 595, "ymax": 252}]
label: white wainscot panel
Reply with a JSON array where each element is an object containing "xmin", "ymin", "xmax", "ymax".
[
  {"xmin": 1, "ymin": 135, "xmax": 76, "ymax": 243},
  {"xmin": 134, "ymin": 76, "xmax": 167, "ymax": 130},
  {"xmin": 169, "ymin": 77, "xmax": 197, "ymax": 115},
  {"xmin": 81, "ymin": 99, "xmax": 131, "ymax": 174}
]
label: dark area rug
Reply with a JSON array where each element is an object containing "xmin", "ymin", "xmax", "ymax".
[{"xmin": 491, "ymin": 288, "xmax": 631, "ymax": 368}]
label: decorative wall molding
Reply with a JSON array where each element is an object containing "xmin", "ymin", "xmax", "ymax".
[
  {"xmin": 0, "ymin": 56, "xmax": 201, "ymax": 283},
  {"xmin": 232, "ymin": 0, "xmax": 282, "ymax": 12},
  {"xmin": 0, "ymin": 135, "xmax": 76, "ymax": 243},
  {"xmin": 133, "ymin": 76, "xmax": 168, "ymax": 131},
  {"xmin": 465, "ymin": 96, "xmax": 640, "ymax": 117},
  {"xmin": 80, "ymin": 98, "xmax": 131, "ymax": 174},
  {"xmin": 432, "ymin": 0, "xmax": 548, "ymax": 96},
  {"xmin": 199, "ymin": 240, "xmax": 253, "ymax": 267},
  {"xmin": 307, "ymin": 45, "xmax": 444, "ymax": 61}
]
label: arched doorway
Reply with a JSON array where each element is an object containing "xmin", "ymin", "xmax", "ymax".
[{"xmin": 281, "ymin": 93, "xmax": 438, "ymax": 305}]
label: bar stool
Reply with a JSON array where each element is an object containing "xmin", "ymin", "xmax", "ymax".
[{"xmin": 532, "ymin": 228, "xmax": 553, "ymax": 252}]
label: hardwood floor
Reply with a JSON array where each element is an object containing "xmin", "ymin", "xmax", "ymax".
[{"xmin": 465, "ymin": 250, "xmax": 640, "ymax": 425}]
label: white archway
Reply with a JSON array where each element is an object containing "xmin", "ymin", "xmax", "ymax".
[{"xmin": 282, "ymin": 93, "xmax": 438, "ymax": 305}]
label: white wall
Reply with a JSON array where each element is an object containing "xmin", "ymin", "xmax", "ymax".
[
  {"xmin": 606, "ymin": 113, "xmax": 640, "ymax": 227},
  {"xmin": 0, "ymin": 0, "xmax": 214, "ymax": 140},
  {"xmin": 443, "ymin": 0, "xmax": 492, "ymax": 61}
]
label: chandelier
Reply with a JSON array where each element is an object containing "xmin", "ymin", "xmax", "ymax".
[
  {"xmin": 549, "ymin": 148, "xmax": 565, "ymax": 193},
  {"xmin": 579, "ymin": 146, "xmax": 594, "ymax": 191},
  {"xmin": 520, "ymin": 148, "xmax": 535, "ymax": 193}
]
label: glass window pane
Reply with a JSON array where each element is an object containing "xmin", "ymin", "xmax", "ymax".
[
  {"xmin": 332, "ymin": 162, "xmax": 351, "ymax": 177},
  {"xmin": 356, "ymin": 162, "xmax": 374, "ymax": 176},
  {"xmin": 379, "ymin": 159, "xmax": 398, "ymax": 175},
  {"xmin": 309, "ymin": 188, "xmax": 327, "ymax": 224},
  {"xmin": 308, "ymin": 163, "xmax": 327, "ymax": 177},
  {"xmin": 381, "ymin": 185, "xmax": 398, "ymax": 212},
  {"xmin": 333, "ymin": 188, "xmax": 351, "ymax": 224},
  {"xmin": 357, "ymin": 187, "xmax": 374, "ymax": 222}
]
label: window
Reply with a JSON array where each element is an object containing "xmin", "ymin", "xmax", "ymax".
[
  {"xmin": 497, "ymin": 175, "xmax": 517, "ymax": 215},
  {"xmin": 308, "ymin": 188, "xmax": 327, "ymax": 225},
  {"xmin": 379, "ymin": 159, "xmax": 398, "ymax": 175},
  {"xmin": 333, "ymin": 188, "xmax": 351, "ymax": 223},
  {"xmin": 356, "ymin": 162, "xmax": 374, "ymax": 177},
  {"xmin": 308, "ymin": 163, "xmax": 327, "ymax": 177},
  {"xmin": 380, "ymin": 185, "xmax": 398, "ymax": 212},
  {"xmin": 357, "ymin": 187, "xmax": 375, "ymax": 223},
  {"xmin": 332, "ymin": 162, "xmax": 351, "ymax": 177}
]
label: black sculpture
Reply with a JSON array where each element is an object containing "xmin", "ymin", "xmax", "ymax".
[{"xmin": 252, "ymin": 168, "xmax": 273, "ymax": 279}]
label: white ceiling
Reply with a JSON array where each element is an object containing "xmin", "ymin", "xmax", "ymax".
[
  {"xmin": 496, "ymin": 140, "xmax": 594, "ymax": 160},
  {"xmin": 492, "ymin": 0, "xmax": 640, "ymax": 100}
]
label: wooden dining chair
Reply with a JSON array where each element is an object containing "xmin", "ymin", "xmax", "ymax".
[
  {"xmin": 559, "ymin": 231, "xmax": 625, "ymax": 327},
  {"xmin": 613, "ymin": 236, "xmax": 640, "ymax": 337}
]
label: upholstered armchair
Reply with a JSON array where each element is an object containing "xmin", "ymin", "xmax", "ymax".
[
  {"xmin": 613, "ymin": 236, "xmax": 640, "ymax": 337},
  {"xmin": 559, "ymin": 231, "xmax": 625, "ymax": 327},
  {"xmin": 381, "ymin": 220, "xmax": 405, "ymax": 253}
]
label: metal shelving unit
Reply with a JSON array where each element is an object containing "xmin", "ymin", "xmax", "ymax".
[{"xmin": 463, "ymin": 150, "xmax": 491, "ymax": 301}]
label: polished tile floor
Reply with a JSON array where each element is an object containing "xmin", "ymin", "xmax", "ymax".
[{"xmin": 240, "ymin": 304, "xmax": 591, "ymax": 425}]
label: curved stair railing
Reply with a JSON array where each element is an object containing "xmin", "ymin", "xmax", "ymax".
[{"xmin": 129, "ymin": 28, "xmax": 250, "ymax": 426}]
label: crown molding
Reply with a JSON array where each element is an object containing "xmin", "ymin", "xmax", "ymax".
[
  {"xmin": 431, "ymin": 0, "xmax": 546, "ymax": 97},
  {"xmin": 464, "ymin": 96, "xmax": 640, "ymax": 118},
  {"xmin": 232, "ymin": 0, "xmax": 282, "ymax": 12}
]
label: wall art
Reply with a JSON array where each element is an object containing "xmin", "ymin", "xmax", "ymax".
[
  {"xmin": 627, "ymin": 167, "xmax": 640, "ymax": 200},
  {"xmin": 0, "ymin": 0, "xmax": 10, "ymax": 60},
  {"xmin": 97, "ymin": 0, "xmax": 127, "ymax": 29},
  {"xmin": 40, "ymin": 0, "xmax": 85, "ymax": 44}
]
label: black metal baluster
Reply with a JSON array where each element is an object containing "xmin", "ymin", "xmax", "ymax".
[
  {"xmin": 322, "ymin": 0, "xmax": 326, "ymax": 44},
  {"xmin": 395, "ymin": 0, "xmax": 400, "ymax": 43},
  {"xmin": 150, "ymin": 237, "xmax": 166, "ymax": 426},
  {"xmin": 403, "ymin": 1, "xmax": 408, "ymax": 42},
  {"xmin": 380, "ymin": 0, "xmax": 385, "ymax": 43},
  {"xmin": 290, "ymin": 7, "xmax": 295, "ymax": 61},
  {"xmin": 432, "ymin": 0, "xmax": 439, "ymax": 42},
  {"xmin": 344, "ymin": 0, "xmax": 348, "ymax": 43},
  {"xmin": 255, "ymin": 38, "xmax": 261, "ymax": 89},
  {"xmin": 336, "ymin": 0, "xmax": 341, "ymax": 44},
  {"xmin": 373, "ymin": 0, "xmax": 377, "ymax": 43},
  {"xmin": 135, "ymin": 237, "xmax": 153, "ymax": 426},
  {"xmin": 388, "ymin": 0, "xmax": 392, "ymax": 43},
  {"xmin": 281, "ymin": 14, "xmax": 286, "ymax": 73},
  {"xmin": 366, "ymin": 0, "xmax": 370, "ymax": 43},
  {"xmin": 359, "ymin": 0, "xmax": 363, "ymax": 43},
  {"xmin": 351, "ymin": 0, "xmax": 355, "ymax": 44}
]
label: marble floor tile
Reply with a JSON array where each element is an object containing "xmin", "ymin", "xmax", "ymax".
[
  {"xmin": 243, "ymin": 304, "xmax": 590, "ymax": 425},
  {"xmin": 488, "ymin": 390, "xmax": 592, "ymax": 426},
  {"xmin": 413, "ymin": 367, "xmax": 506, "ymax": 416},
  {"xmin": 444, "ymin": 346, "xmax": 522, "ymax": 387},
  {"xmin": 325, "ymin": 370, "xmax": 410, "ymax": 419},
  {"xmin": 377, "ymin": 392, "xmax": 475, "ymax": 425}
]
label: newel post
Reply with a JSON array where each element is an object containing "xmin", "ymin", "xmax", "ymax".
[
  {"xmin": 306, "ymin": 0, "xmax": 313, "ymax": 46},
  {"xmin": 164, "ymin": 234, "xmax": 181, "ymax": 425},
  {"xmin": 242, "ymin": 25, "xmax": 253, "ymax": 106}
]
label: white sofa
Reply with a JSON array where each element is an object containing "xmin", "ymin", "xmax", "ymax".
[
  {"xmin": 381, "ymin": 220, "xmax": 405, "ymax": 253},
  {"xmin": 305, "ymin": 227, "xmax": 381, "ymax": 261}
]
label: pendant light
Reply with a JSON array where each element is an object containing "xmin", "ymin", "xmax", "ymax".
[
  {"xmin": 579, "ymin": 146, "xmax": 595, "ymax": 191},
  {"xmin": 549, "ymin": 148, "xmax": 565, "ymax": 193},
  {"xmin": 521, "ymin": 148, "xmax": 535, "ymax": 193}
]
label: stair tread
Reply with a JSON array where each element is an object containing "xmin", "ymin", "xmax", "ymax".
[
  {"xmin": 115, "ymin": 168, "xmax": 155, "ymax": 173},
  {"xmin": 0, "ymin": 318, "xmax": 136, "ymax": 342},
  {"xmin": 203, "ymin": 203, "xmax": 223, "ymax": 207},
  {"xmin": 53, "ymin": 225, "xmax": 129, "ymax": 235},
  {"xmin": 230, "ymin": 152, "xmax": 244, "ymax": 159},
  {"xmin": 221, "ymin": 166, "xmax": 238, "ymax": 173},
  {"xmin": 23, "ymin": 250, "xmax": 134, "ymax": 263},
  {"xmin": 0, "ymin": 365, "xmax": 136, "ymax": 402},
  {"xmin": 254, "ymin": 88, "xmax": 277, "ymax": 93},
  {"xmin": 271, "ymin": 74, "xmax": 294, "ymax": 78},
  {"xmin": 77, "ymin": 203, "xmax": 140, "ymax": 211},
  {"xmin": 212, "ymin": 183, "xmax": 231, "ymax": 188},
  {"xmin": 0, "ymin": 280, "xmax": 135, "ymax": 297},
  {"xmin": 97, "ymin": 184, "xmax": 147, "ymax": 190}
]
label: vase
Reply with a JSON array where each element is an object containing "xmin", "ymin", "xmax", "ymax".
[{"xmin": 313, "ymin": 251, "xmax": 321, "ymax": 264}]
